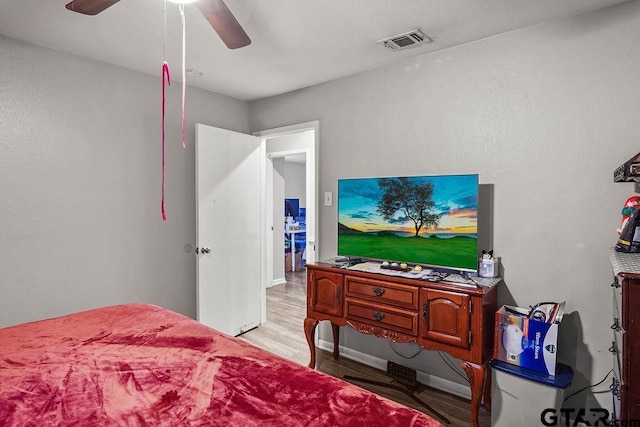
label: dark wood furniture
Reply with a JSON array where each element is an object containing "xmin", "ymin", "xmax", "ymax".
[
  {"xmin": 304, "ymin": 262, "xmax": 499, "ymax": 427},
  {"xmin": 609, "ymin": 249, "xmax": 640, "ymax": 421}
]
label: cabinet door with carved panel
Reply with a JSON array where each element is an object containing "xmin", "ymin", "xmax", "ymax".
[
  {"xmin": 307, "ymin": 269, "xmax": 344, "ymax": 318},
  {"xmin": 419, "ymin": 288, "xmax": 470, "ymax": 349}
]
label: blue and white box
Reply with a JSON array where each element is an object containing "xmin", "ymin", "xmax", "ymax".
[{"xmin": 494, "ymin": 305, "xmax": 560, "ymax": 376}]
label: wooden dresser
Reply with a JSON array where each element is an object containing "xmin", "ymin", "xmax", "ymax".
[
  {"xmin": 304, "ymin": 262, "xmax": 499, "ymax": 427},
  {"xmin": 609, "ymin": 249, "xmax": 640, "ymax": 421}
]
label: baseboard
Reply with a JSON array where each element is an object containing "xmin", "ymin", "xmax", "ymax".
[
  {"xmin": 269, "ymin": 277, "xmax": 286, "ymax": 288},
  {"xmin": 318, "ymin": 339, "xmax": 471, "ymax": 401}
]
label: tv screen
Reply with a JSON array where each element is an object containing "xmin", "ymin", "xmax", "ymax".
[
  {"xmin": 337, "ymin": 174, "xmax": 478, "ymax": 272},
  {"xmin": 285, "ymin": 198, "xmax": 299, "ymax": 218}
]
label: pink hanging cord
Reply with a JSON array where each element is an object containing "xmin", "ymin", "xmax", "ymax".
[{"xmin": 161, "ymin": 61, "xmax": 171, "ymax": 221}]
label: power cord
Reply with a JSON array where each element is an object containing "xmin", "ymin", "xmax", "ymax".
[
  {"xmin": 563, "ymin": 369, "xmax": 613, "ymax": 403},
  {"xmin": 438, "ymin": 351, "xmax": 469, "ymax": 383},
  {"xmin": 388, "ymin": 341, "xmax": 422, "ymax": 359},
  {"xmin": 460, "ymin": 271, "xmax": 482, "ymax": 287},
  {"xmin": 387, "ymin": 343, "xmax": 468, "ymax": 383}
]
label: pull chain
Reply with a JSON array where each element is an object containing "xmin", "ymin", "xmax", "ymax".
[{"xmin": 161, "ymin": 0, "xmax": 170, "ymax": 221}]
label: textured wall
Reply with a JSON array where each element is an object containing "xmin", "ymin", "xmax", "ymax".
[
  {"xmin": 249, "ymin": 1, "xmax": 640, "ymax": 411},
  {"xmin": 0, "ymin": 35, "xmax": 249, "ymax": 327}
]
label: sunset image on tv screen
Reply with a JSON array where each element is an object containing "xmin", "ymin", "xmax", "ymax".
[{"xmin": 337, "ymin": 174, "xmax": 478, "ymax": 271}]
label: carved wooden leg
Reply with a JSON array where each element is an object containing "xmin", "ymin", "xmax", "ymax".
[
  {"xmin": 304, "ymin": 318, "xmax": 319, "ymax": 369},
  {"xmin": 461, "ymin": 361, "xmax": 485, "ymax": 427},
  {"xmin": 331, "ymin": 322, "xmax": 340, "ymax": 360},
  {"xmin": 483, "ymin": 363, "xmax": 491, "ymax": 412}
]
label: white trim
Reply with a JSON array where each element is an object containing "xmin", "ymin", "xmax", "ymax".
[
  {"xmin": 317, "ymin": 339, "xmax": 472, "ymax": 401},
  {"xmin": 259, "ymin": 139, "xmax": 268, "ymax": 324},
  {"xmin": 253, "ymin": 120, "xmax": 319, "ymax": 138},
  {"xmin": 267, "ymin": 148, "xmax": 310, "ymax": 159},
  {"xmin": 255, "ymin": 121, "xmax": 319, "ymax": 326},
  {"xmin": 254, "ymin": 120, "xmax": 319, "ymax": 256},
  {"xmin": 270, "ymin": 277, "xmax": 287, "ymax": 288}
]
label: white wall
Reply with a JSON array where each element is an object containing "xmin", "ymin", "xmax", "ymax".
[
  {"xmin": 284, "ymin": 161, "xmax": 306, "ymax": 208},
  {"xmin": 0, "ymin": 35, "xmax": 249, "ymax": 327},
  {"xmin": 249, "ymin": 1, "xmax": 640, "ymax": 412}
]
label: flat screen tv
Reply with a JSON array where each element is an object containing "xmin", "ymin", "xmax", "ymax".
[{"xmin": 337, "ymin": 174, "xmax": 478, "ymax": 272}]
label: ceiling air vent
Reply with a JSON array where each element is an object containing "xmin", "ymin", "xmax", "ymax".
[{"xmin": 378, "ymin": 29, "xmax": 432, "ymax": 51}]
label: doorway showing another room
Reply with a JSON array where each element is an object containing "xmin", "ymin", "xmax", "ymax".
[{"xmin": 254, "ymin": 121, "xmax": 318, "ymax": 325}]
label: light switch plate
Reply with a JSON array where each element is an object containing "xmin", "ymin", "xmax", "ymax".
[{"xmin": 324, "ymin": 192, "xmax": 333, "ymax": 206}]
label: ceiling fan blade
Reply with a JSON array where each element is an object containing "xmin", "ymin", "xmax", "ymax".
[
  {"xmin": 197, "ymin": 0, "xmax": 251, "ymax": 49},
  {"xmin": 65, "ymin": 0, "xmax": 121, "ymax": 15}
]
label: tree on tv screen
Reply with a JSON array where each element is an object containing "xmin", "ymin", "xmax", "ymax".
[{"xmin": 377, "ymin": 177, "xmax": 441, "ymax": 237}]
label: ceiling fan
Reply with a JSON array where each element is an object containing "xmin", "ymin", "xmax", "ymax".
[{"xmin": 64, "ymin": 0, "xmax": 251, "ymax": 49}]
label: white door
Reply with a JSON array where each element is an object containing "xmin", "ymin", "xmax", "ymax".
[{"xmin": 196, "ymin": 124, "xmax": 261, "ymax": 336}]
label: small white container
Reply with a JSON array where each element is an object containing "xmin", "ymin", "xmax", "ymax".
[
  {"xmin": 490, "ymin": 360, "xmax": 574, "ymax": 427},
  {"xmin": 479, "ymin": 257, "xmax": 498, "ymax": 278}
]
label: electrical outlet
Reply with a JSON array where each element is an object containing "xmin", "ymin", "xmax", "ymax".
[{"xmin": 324, "ymin": 192, "xmax": 332, "ymax": 206}]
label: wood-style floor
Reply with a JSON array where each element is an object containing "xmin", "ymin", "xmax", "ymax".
[{"xmin": 240, "ymin": 269, "xmax": 491, "ymax": 427}]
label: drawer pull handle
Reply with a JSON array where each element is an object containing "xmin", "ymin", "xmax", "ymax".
[
  {"xmin": 609, "ymin": 341, "xmax": 617, "ymax": 353},
  {"xmin": 372, "ymin": 311, "xmax": 385, "ymax": 322},
  {"xmin": 372, "ymin": 287, "xmax": 385, "ymax": 297},
  {"xmin": 611, "ymin": 318, "xmax": 621, "ymax": 331}
]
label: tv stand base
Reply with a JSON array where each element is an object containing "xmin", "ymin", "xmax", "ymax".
[{"xmin": 343, "ymin": 374, "xmax": 451, "ymax": 424}]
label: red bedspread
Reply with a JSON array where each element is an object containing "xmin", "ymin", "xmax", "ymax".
[{"xmin": 0, "ymin": 303, "xmax": 441, "ymax": 426}]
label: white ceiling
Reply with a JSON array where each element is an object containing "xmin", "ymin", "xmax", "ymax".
[{"xmin": 0, "ymin": 0, "xmax": 628, "ymax": 101}]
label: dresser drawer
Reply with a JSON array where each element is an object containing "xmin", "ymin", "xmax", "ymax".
[
  {"xmin": 345, "ymin": 298, "xmax": 418, "ymax": 336},
  {"xmin": 345, "ymin": 276, "xmax": 419, "ymax": 310}
]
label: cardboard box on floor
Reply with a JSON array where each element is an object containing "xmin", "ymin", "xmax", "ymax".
[
  {"xmin": 493, "ymin": 304, "xmax": 564, "ymax": 376},
  {"xmin": 284, "ymin": 252, "xmax": 302, "ymax": 272}
]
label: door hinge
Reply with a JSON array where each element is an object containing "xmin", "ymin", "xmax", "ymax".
[
  {"xmin": 469, "ymin": 331, "xmax": 473, "ymax": 345},
  {"xmin": 469, "ymin": 300, "xmax": 472, "ymax": 313}
]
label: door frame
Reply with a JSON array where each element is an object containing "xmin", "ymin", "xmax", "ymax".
[{"xmin": 254, "ymin": 121, "xmax": 319, "ymax": 324}]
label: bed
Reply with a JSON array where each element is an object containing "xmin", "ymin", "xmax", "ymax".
[{"xmin": 0, "ymin": 303, "xmax": 441, "ymax": 426}]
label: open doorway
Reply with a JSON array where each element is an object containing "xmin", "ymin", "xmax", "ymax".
[
  {"xmin": 271, "ymin": 152, "xmax": 307, "ymax": 284},
  {"xmin": 254, "ymin": 121, "xmax": 318, "ymax": 325}
]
